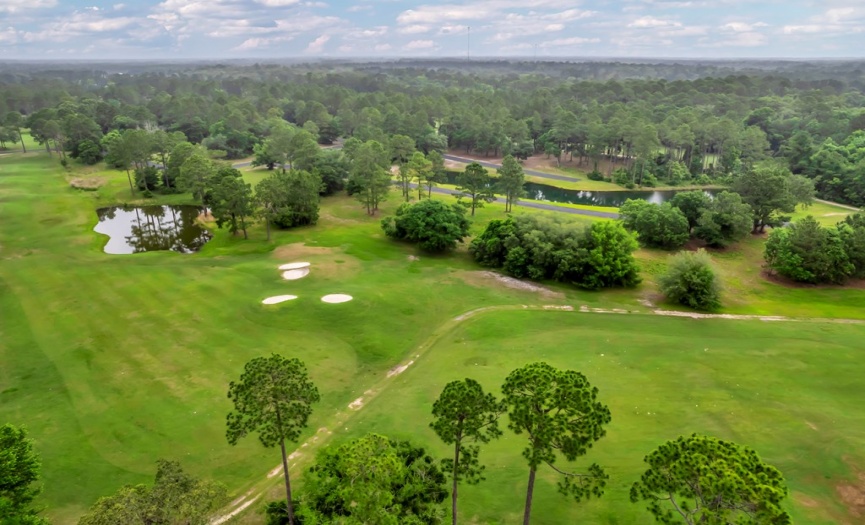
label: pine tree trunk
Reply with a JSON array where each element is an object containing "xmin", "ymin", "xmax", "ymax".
[
  {"xmin": 126, "ymin": 169, "xmax": 135, "ymax": 197},
  {"xmin": 451, "ymin": 441, "xmax": 461, "ymax": 525},
  {"xmin": 17, "ymin": 127, "xmax": 26, "ymax": 153},
  {"xmin": 279, "ymin": 439, "xmax": 295, "ymax": 525},
  {"xmin": 523, "ymin": 467, "xmax": 537, "ymax": 525}
]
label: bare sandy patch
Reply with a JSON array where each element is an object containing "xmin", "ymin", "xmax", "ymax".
[
  {"xmin": 838, "ymin": 468, "xmax": 865, "ymax": 518},
  {"xmin": 387, "ymin": 360, "xmax": 415, "ymax": 378},
  {"xmin": 282, "ymin": 268, "xmax": 310, "ymax": 280},
  {"xmin": 459, "ymin": 271, "xmax": 565, "ymax": 299},
  {"xmin": 278, "ymin": 262, "xmax": 310, "ymax": 270},
  {"xmin": 321, "ymin": 294, "xmax": 352, "ymax": 303},
  {"xmin": 262, "ymin": 295, "xmax": 298, "ymax": 305}
]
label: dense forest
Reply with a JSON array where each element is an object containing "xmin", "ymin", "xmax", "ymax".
[{"xmin": 1, "ymin": 59, "xmax": 864, "ymax": 206}]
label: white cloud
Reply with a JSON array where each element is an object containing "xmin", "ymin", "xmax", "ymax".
[
  {"xmin": 398, "ymin": 24, "xmax": 431, "ymax": 35},
  {"xmin": 234, "ymin": 35, "xmax": 293, "ymax": 50},
  {"xmin": 0, "ymin": 0, "xmax": 56, "ymax": 13},
  {"xmin": 707, "ymin": 31, "xmax": 767, "ymax": 47},
  {"xmin": 305, "ymin": 34, "xmax": 330, "ymax": 53},
  {"xmin": 113, "ymin": 3, "xmax": 126, "ymax": 9},
  {"xmin": 345, "ymin": 26, "xmax": 388, "ymax": 39},
  {"xmin": 628, "ymin": 16, "xmax": 681, "ymax": 28},
  {"xmin": 781, "ymin": 6, "xmax": 865, "ymax": 36},
  {"xmin": 405, "ymin": 39, "xmax": 435, "ymax": 50},
  {"xmin": 0, "ymin": 27, "xmax": 18, "ymax": 44},
  {"xmin": 438, "ymin": 24, "xmax": 467, "ymax": 35},
  {"xmin": 347, "ymin": 4, "xmax": 372, "ymax": 12},
  {"xmin": 540, "ymin": 37, "xmax": 600, "ymax": 47},
  {"xmin": 720, "ymin": 21, "xmax": 767, "ymax": 32},
  {"xmin": 659, "ymin": 25, "xmax": 709, "ymax": 37},
  {"xmin": 255, "ymin": 0, "xmax": 300, "ymax": 6},
  {"xmin": 374, "ymin": 43, "xmax": 392, "ymax": 51}
]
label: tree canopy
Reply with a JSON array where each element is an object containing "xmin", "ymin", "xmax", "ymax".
[{"xmin": 381, "ymin": 199, "xmax": 471, "ymax": 252}]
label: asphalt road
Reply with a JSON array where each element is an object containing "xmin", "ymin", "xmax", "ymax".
[{"xmin": 442, "ymin": 154, "xmax": 579, "ymax": 183}]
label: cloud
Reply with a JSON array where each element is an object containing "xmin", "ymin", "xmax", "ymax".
[
  {"xmin": 345, "ymin": 26, "xmax": 388, "ymax": 39},
  {"xmin": 405, "ymin": 39, "xmax": 435, "ymax": 50},
  {"xmin": 628, "ymin": 16, "xmax": 681, "ymax": 28},
  {"xmin": 234, "ymin": 35, "xmax": 293, "ymax": 50},
  {"xmin": 255, "ymin": 0, "xmax": 300, "ymax": 6},
  {"xmin": 0, "ymin": 0, "xmax": 56, "ymax": 13},
  {"xmin": 398, "ymin": 24, "xmax": 431, "ymax": 34},
  {"xmin": 113, "ymin": 3, "xmax": 126, "ymax": 9},
  {"xmin": 0, "ymin": 27, "xmax": 18, "ymax": 44},
  {"xmin": 347, "ymin": 4, "xmax": 372, "ymax": 12},
  {"xmin": 706, "ymin": 31, "xmax": 767, "ymax": 47},
  {"xmin": 782, "ymin": 6, "xmax": 865, "ymax": 36},
  {"xmin": 540, "ymin": 37, "xmax": 600, "ymax": 47},
  {"xmin": 720, "ymin": 21, "xmax": 767, "ymax": 32},
  {"xmin": 374, "ymin": 43, "xmax": 392, "ymax": 51},
  {"xmin": 305, "ymin": 34, "xmax": 330, "ymax": 53}
]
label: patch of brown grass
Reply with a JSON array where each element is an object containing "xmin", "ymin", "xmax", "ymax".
[
  {"xmin": 457, "ymin": 270, "xmax": 565, "ymax": 299},
  {"xmin": 68, "ymin": 177, "xmax": 105, "ymax": 191},
  {"xmin": 837, "ymin": 468, "xmax": 865, "ymax": 519},
  {"xmin": 271, "ymin": 242, "xmax": 361, "ymax": 278}
]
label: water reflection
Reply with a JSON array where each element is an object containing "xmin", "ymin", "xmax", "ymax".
[
  {"xmin": 94, "ymin": 205, "xmax": 212, "ymax": 254},
  {"xmin": 523, "ymin": 183, "xmax": 718, "ymax": 207}
]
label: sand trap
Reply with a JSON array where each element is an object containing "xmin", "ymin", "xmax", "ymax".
[
  {"xmin": 321, "ymin": 294, "xmax": 353, "ymax": 304},
  {"xmin": 278, "ymin": 262, "xmax": 311, "ymax": 270},
  {"xmin": 261, "ymin": 295, "xmax": 298, "ymax": 305},
  {"xmin": 282, "ymin": 268, "xmax": 310, "ymax": 280}
]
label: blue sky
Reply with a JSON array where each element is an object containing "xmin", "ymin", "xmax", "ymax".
[{"xmin": 0, "ymin": 0, "xmax": 863, "ymax": 59}]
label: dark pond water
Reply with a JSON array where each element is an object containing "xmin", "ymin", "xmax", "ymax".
[
  {"xmin": 523, "ymin": 182, "xmax": 719, "ymax": 207},
  {"xmin": 442, "ymin": 171, "xmax": 718, "ymax": 207},
  {"xmin": 94, "ymin": 205, "xmax": 212, "ymax": 254}
]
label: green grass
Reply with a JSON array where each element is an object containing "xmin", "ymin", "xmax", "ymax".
[
  {"xmin": 790, "ymin": 201, "xmax": 858, "ymax": 226},
  {"xmin": 2, "ymin": 151, "xmax": 865, "ymax": 524}
]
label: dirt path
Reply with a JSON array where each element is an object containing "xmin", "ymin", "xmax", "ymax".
[{"xmin": 209, "ymin": 303, "xmax": 864, "ymax": 523}]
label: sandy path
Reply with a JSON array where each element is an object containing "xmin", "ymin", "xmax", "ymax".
[{"xmin": 209, "ymin": 303, "xmax": 863, "ymax": 523}]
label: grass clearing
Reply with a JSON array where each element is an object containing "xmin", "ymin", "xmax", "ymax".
[{"xmin": 2, "ymin": 151, "xmax": 864, "ymax": 524}]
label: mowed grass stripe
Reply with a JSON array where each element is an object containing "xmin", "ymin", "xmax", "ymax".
[{"xmin": 340, "ymin": 310, "xmax": 865, "ymax": 525}]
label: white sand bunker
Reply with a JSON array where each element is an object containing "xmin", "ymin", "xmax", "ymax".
[
  {"xmin": 282, "ymin": 268, "xmax": 310, "ymax": 280},
  {"xmin": 321, "ymin": 294, "xmax": 353, "ymax": 304},
  {"xmin": 261, "ymin": 295, "xmax": 298, "ymax": 305},
  {"xmin": 278, "ymin": 262, "xmax": 310, "ymax": 270}
]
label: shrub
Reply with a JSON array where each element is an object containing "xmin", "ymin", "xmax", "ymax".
[
  {"xmin": 693, "ymin": 191, "xmax": 753, "ymax": 248},
  {"xmin": 659, "ymin": 249, "xmax": 721, "ymax": 310},
  {"xmin": 381, "ymin": 199, "xmax": 471, "ymax": 252},
  {"xmin": 469, "ymin": 215, "xmax": 640, "ymax": 289},
  {"xmin": 764, "ymin": 216, "xmax": 853, "ymax": 284},
  {"xmin": 619, "ymin": 199, "xmax": 690, "ymax": 250},
  {"xmin": 839, "ymin": 214, "xmax": 865, "ymax": 278},
  {"xmin": 587, "ymin": 170, "xmax": 604, "ymax": 181}
]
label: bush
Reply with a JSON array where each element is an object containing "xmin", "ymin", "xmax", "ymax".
[
  {"xmin": 381, "ymin": 199, "xmax": 471, "ymax": 252},
  {"xmin": 469, "ymin": 215, "xmax": 640, "ymax": 289},
  {"xmin": 764, "ymin": 216, "xmax": 853, "ymax": 284},
  {"xmin": 587, "ymin": 170, "xmax": 604, "ymax": 181},
  {"xmin": 839, "ymin": 214, "xmax": 865, "ymax": 278},
  {"xmin": 613, "ymin": 168, "xmax": 632, "ymax": 187},
  {"xmin": 659, "ymin": 250, "xmax": 721, "ymax": 311},
  {"xmin": 619, "ymin": 199, "xmax": 690, "ymax": 250},
  {"xmin": 693, "ymin": 191, "xmax": 753, "ymax": 248}
]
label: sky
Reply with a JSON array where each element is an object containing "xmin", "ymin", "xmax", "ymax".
[{"xmin": 0, "ymin": 0, "xmax": 863, "ymax": 59}]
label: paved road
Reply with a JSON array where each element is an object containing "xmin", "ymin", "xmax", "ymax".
[
  {"xmin": 443, "ymin": 154, "xmax": 579, "ymax": 183},
  {"xmin": 407, "ymin": 183, "xmax": 618, "ymax": 219}
]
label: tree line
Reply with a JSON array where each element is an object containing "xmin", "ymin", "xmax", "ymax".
[{"xmin": 1, "ymin": 63, "xmax": 864, "ymax": 205}]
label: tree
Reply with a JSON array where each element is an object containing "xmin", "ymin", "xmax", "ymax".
[
  {"xmin": 312, "ymin": 148, "xmax": 349, "ymax": 196},
  {"xmin": 619, "ymin": 200, "xmax": 690, "ymax": 250},
  {"xmin": 732, "ymin": 166, "xmax": 814, "ymax": 233},
  {"xmin": 0, "ymin": 424, "xmax": 47, "ymax": 525},
  {"xmin": 424, "ymin": 150, "xmax": 447, "ymax": 198},
  {"xmin": 764, "ymin": 216, "xmax": 853, "ymax": 284},
  {"xmin": 4, "ymin": 111, "xmax": 26, "ymax": 153},
  {"xmin": 839, "ymin": 214, "xmax": 865, "ymax": 278},
  {"xmin": 226, "ymin": 355, "xmax": 320, "ymax": 525},
  {"xmin": 209, "ymin": 167, "xmax": 254, "ymax": 239},
  {"xmin": 407, "ymin": 151, "xmax": 432, "ymax": 201},
  {"xmin": 630, "ymin": 434, "xmax": 790, "ymax": 525},
  {"xmin": 349, "ymin": 140, "xmax": 391, "ymax": 215},
  {"xmin": 573, "ymin": 220, "xmax": 642, "ymax": 290},
  {"xmin": 497, "ymin": 154, "xmax": 525, "ymax": 213},
  {"xmin": 178, "ymin": 154, "xmax": 215, "ymax": 202},
  {"xmin": 286, "ymin": 130, "xmax": 319, "ymax": 172},
  {"xmin": 502, "ymin": 363, "xmax": 611, "ymax": 525},
  {"xmin": 659, "ymin": 250, "xmax": 721, "ymax": 311},
  {"xmin": 669, "ymin": 191, "xmax": 711, "ymax": 233},
  {"xmin": 390, "ymin": 134, "xmax": 417, "ymax": 200},
  {"xmin": 381, "ymin": 200, "xmax": 471, "ymax": 252},
  {"xmin": 298, "ymin": 434, "xmax": 447, "ymax": 524},
  {"xmin": 430, "ymin": 379, "xmax": 504, "ymax": 525},
  {"xmin": 78, "ymin": 460, "xmax": 227, "ymax": 525},
  {"xmin": 693, "ymin": 191, "xmax": 753, "ymax": 248},
  {"xmin": 77, "ymin": 139, "xmax": 102, "ymax": 165},
  {"xmin": 272, "ymin": 170, "xmax": 322, "ymax": 229},
  {"xmin": 255, "ymin": 174, "xmax": 288, "ymax": 242},
  {"xmin": 456, "ymin": 162, "xmax": 495, "ymax": 216}
]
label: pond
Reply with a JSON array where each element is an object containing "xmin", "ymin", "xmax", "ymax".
[
  {"xmin": 523, "ymin": 182, "xmax": 719, "ymax": 207},
  {"xmin": 94, "ymin": 205, "xmax": 212, "ymax": 254}
]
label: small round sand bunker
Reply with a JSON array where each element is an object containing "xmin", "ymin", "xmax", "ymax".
[
  {"xmin": 282, "ymin": 268, "xmax": 310, "ymax": 280},
  {"xmin": 321, "ymin": 294, "xmax": 353, "ymax": 304},
  {"xmin": 278, "ymin": 262, "xmax": 311, "ymax": 271},
  {"xmin": 262, "ymin": 295, "xmax": 298, "ymax": 305}
]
